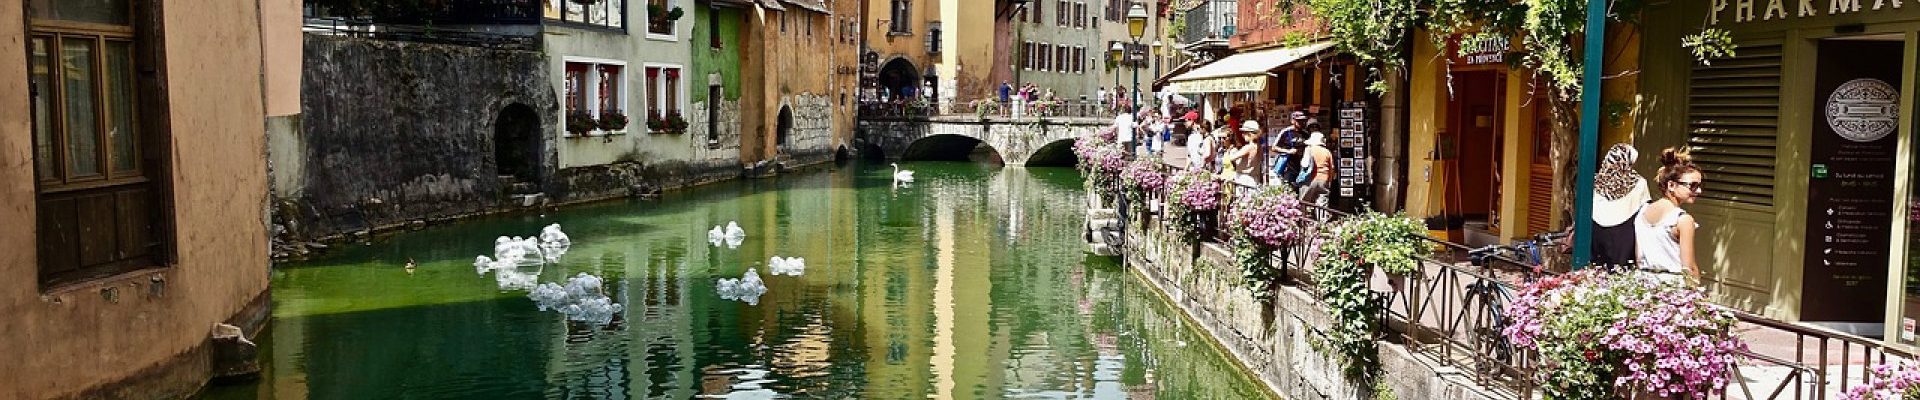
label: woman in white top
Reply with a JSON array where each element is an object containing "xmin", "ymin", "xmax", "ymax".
[{"xmin": 1635, "ymin": 147, "xmax": 1704, "ymax": 286}]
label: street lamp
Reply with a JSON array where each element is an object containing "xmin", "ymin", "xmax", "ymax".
[
  {"xmin": 1126, "ymin": 3, "xmax": 1148, "ymax": 112},
  {"xmin": 1110, "ymin": 42, "xmax": 1125, "ymax": 111}
]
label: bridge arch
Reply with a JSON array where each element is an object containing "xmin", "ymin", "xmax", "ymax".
[
  {"xmin": 902, "ymin": 134, "xmax": 1004, "ymax": 164},
  {"xmin": 1023, "ymin": 138, "xmax": 1079, "ymax": 167}
]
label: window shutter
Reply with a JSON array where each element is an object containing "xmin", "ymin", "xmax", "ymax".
[{"xmin": 1686, "ymin": 42, "xmax": 1781, "ymax": 208}]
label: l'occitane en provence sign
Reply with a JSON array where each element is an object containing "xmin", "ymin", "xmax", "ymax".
[{"xmin": 1711, "ymin": 0, "xmax": 1918, "ymax": 25}]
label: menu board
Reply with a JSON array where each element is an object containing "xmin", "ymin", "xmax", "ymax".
[
  {"xmin": 1336, "ymin": 102, "xmax": 1374, "ymax": 200},
  {"xmin": 1801, "ymin": 40, "xmax": 1899, "ymax": 323}
]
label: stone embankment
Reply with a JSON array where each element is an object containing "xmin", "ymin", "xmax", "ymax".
[{"xmin": 1119, "ymin": 223, "xmax": 1507, "ymax": 400}]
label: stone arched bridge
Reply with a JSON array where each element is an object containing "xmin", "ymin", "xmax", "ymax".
[{"xmin": 854, "ymin": 116, "xmax": 1110, "ymax": 166}]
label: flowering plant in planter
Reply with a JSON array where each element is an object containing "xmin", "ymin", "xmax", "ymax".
[
  {"xmin": 1333, "ymin": 212, "xmax": 1431, "ymax": 277},
  {"xmin": 645, "ymin": 110, "xmax": 666, "ymax": 132},
  {"xmin": 1309, "ymin": 230, "xmax": 1384, "ymax": 379},
  {"xmin": 1161, "ymin": 170, "xmax": 1222, "ymax": 241},
  {"xmin": 567, "ymin": 110, "xmax": 600, "ymax": 136},
  {"xmin": 1842, "ymin": 360, "xmax": 1920, "ymax": 400},
  {"xmin": 1074, "ymin": 129, "xmax": 1125, "ymax": 201},
  {"xmin": 1228, "ymin": 185, "xmax": 1305, "ymax": 299},
  {"xmin": 1122, "ymin": 159, "xmax": 1166, "ymax": 215},
  {"xmin": 598, "ymin": 110, "xmax": 629, "ymax": 131},
  {"xmin": 1505, "ymin": 271, "xmax": 1744, "ymax": 399},
  {"xmin": 665, "ymin": 111, "xmax": 690, "ymax": 133}
]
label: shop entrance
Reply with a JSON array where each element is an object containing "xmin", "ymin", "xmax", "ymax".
[{"xmin": 1444, "ymin": 70, "xmax": 1506, "ymax": 244}]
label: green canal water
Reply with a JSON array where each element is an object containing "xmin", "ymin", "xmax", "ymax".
[{"xmin": 202, "ymin": 162, "xmax": 1271, "ymax": 399}]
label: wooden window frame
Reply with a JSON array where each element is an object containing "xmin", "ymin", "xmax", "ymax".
[{"xmin": 29, "ymin": 0, "xmax": 176, "ymax": 290}]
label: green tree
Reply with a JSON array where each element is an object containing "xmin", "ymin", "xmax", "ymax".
[{"xmin": 1265, "ymin": 0, "xmax": 1733, "ymax": 222}]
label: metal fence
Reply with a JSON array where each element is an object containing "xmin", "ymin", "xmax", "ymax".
[
  {"xmin": 857, "ymin": 100, "xmax": 1119, "ymax": 120},
  {"xmin": 1122, "ymin": 160, "xmax": 1910, "ymax": 400},
  {"xmin": 302, "ymin": 17, "xmax": 541, "ymax": 51}
]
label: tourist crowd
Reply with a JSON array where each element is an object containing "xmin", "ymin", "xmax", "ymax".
[{"xmin": 1107, "ymin": 107, "xmax": 1336, "ymax": 206}]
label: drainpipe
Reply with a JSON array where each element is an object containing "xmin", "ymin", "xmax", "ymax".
[{"xmin": 1571, "ymin": 0, "xmax": 1606, "ymax": 268}]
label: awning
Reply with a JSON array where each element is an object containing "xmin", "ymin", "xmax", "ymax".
[{"xmin": 1165, "ymin": 42, "xmax": 1335, "ymax": 94}]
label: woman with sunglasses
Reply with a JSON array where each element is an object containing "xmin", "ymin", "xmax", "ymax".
[{"xmin": 1636, "ymin": 147, "xmax": 1705, "ymax": 286}]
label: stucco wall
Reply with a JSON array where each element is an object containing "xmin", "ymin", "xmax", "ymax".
[
  {"xmin": 0, "ymin": 0, "xmax": 277, "ymax": 397},
  {"xmin": 294, "ymin": 35, "xmax": 557, "ymax": 238},
  {"xmin": 544, "ymin": 0, "xmax": 698, "ymax": 169}
]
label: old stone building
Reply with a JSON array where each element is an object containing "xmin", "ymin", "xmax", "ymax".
[{"xmin": 1, "ymin": 0, "xmax": 298, "ymax": 397}]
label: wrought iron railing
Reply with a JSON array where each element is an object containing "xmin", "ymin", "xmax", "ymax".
[
  {"xmin": 1119, "ymin": 160, "xmax": 1908, "ymax": 399},
  {"xmin": 303, "ymin": 17, "xmax": 541, "ymax": 51},
  {"xmin": 858, "ymin": 100, "xmax": 1119, "ymax": 120}
]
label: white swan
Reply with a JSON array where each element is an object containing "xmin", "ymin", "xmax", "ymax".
[{"xmin": 891, "ymin": 163, "xmax": 916, "ymax": 183}]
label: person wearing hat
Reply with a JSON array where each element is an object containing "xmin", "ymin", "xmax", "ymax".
[
  {"xmin": 1298, "ymin": 126, "xmax": 1335, "ymax": 205},
  {"xmin": 1220, "ymin": 120, "xmax": 1265, "ymax": 186},
  {"xmin": 1270, "ymin": 111, "xmax": 1309, "ymax": 188},
  {"xmin": 1591, "ymin": 143, "xmax": 1651, "ymax": 269},
  {"xmin": 1182, "ymin": 113, "xmax": 1209, "ymax": 171}
]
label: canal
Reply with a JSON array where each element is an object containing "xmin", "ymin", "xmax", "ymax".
[{"xmin": 203, "ymin": 162, "xmax": 1272, "ymax": 399}]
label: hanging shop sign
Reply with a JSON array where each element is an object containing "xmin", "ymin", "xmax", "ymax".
[
  {"xmin": 1710, "ymin": 0, "xmax": 1920, "ymax": 25},
  {"xmin": 1460, "ymin": 35, "xmax": 1509, "ymax": 65},
  {"xmin": 1801, "ymin": 40, "xmax": 1900, "ymax": 324},
  {"xmin": 1167, "ymin": 75, "xmax": 1268, "ymax": 94}
]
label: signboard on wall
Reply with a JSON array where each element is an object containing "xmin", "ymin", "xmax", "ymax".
[{"xmin": 1801, "ymin": 40, "xmax": 1900, "ymax": 324}]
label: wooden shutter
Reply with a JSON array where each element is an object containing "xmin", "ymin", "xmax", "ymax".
[{"xmin": 1686, "ymin": 42, "xmax": 1781, "ymax": 208}]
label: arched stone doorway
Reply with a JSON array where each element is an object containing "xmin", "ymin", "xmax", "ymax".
[
  {"xmin": 776, "ymin": 106, "xmax": 794, "ymax": 147},
  {"xmin": 877, "ymin": 58, "xmax": 920, "ymax": 100},
  {"xmin": 493, "ymin": 103, "xmax": 541, "ymax": 183}
]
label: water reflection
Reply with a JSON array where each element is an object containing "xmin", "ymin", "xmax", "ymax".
[{"xmin": 202, "ymin": 162, "xmax": 1271, "ymax": 399}]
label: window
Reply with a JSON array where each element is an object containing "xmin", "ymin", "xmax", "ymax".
[
  {"xmin": 927, "ymin": 22, "xmax": 942, "ymax": 54},
  {"xmin": 1022, "ymin": 42, "xmax": 1033, "ymax": 70},
  {"xmin": 564, "ymin": 60, "xmax": 627, "ymax": 135},
  {"xmin": 1039, "ymin": 43, "xmax": 1051, "ymax": 71},
  {"xmin": 1057, "ymin": 1, "xmax": 1068, "ymax": 26},
  {"xmin": 1031, "ymin": 1, "xmax": 1042, "ymax": 25},
  {"xmin": 29, "ymin": 0, "xmax": 169, "ymax": 287},
  {"xmin": 547, "ymin": 0, "xmax": 626, "ymax": 30},
  {"xmin": 1074, "ymin": 46, "xmax": 1085, "ymax": 73},
  {"xmin": 645, "ymin": 66, "xmax": 683, "ymax": 128},
  {"xmin": 1076, "ymin": 3, "xmax": 1087, "ymax": 28},
  {"xmin": 707, "ymin": 84, "xmax": 721, "ymax": 144},
  {"xmin": 708, "ymin": 5, "xmax": 721, "ymax": 48},
  {"xmin": 890, "ymin": 0, "xmax": 911, "ymax": 34},
  {"xmin": 647, "ymin": 0, "xmax": 674, "ymax": 36},
  {"xmin": 1057, "ymin": 46, "xmax": 1068, "ymax": 73}
]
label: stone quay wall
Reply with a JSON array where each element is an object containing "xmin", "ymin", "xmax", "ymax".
[
  {"xmin": 287, "ymin": 34, "xmax": 557, "ymax": 240},
  {"xmin": 1122, "ymin": 225, "xmax": 1507, "ymax": 400}
]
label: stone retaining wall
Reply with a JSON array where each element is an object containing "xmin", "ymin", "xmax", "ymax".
[{"xmin": 1123, "ymin": 225, "xmax": 1507, "ymax": 400}]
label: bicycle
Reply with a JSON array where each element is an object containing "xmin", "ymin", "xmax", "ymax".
[{"xmin": 1454, "ymin": 230, "xmax": 1570, "ymax": 376}]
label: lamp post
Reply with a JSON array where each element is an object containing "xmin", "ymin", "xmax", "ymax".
[
  {"xmin": 1110, "ymin": 42, "xmax": 1125, "ymax": 112},
  {"xmin": 1126, "ymin": 3, "xmax": 1148, "ymax": 113}
]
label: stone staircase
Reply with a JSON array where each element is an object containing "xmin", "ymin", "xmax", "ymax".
[{"xmin": 500, "ymin": 174, "xmax": 545, "ymax": 207}]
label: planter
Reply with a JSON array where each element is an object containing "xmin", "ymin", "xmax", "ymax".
[{"xmin": 1370, "ymin": 266, "xmax": 1407, "ymax": 293}]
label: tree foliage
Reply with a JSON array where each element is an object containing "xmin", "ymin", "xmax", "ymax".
[{"xmin": 1270, "ymin": 0, "xmax": 1659, "ymax": 98}]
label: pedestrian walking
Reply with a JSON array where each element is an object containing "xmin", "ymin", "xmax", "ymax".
[
  {"xmin": 1270, "ymin": 112, "xmax": 1308, "ymax": 188},
  {"xmin": 1591, "ymin": 143, "xmax": 1650, "ymax": 269},
  {"xmin": 1298, "ymin": 128, "xmax": 1334, "ymax": 206},
  {"xmin": 1636, "ymin": 147, "xmax": 1705, "ymax": 286},
  {"xmin": 1113, "ymin": 111, "xmax": 1137, "ymax": 157},
  {"xmin": 1187, "ymin": 117, "xmax": 1212, "ymax": 172}
]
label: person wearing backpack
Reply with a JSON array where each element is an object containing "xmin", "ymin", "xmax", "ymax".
[{"xmin": 1297, "ymin": 126, "xmax": 1334, "ymax": 205}]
